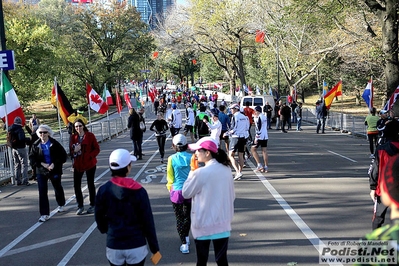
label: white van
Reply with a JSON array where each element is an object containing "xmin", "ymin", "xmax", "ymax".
[{"xmin": 240, "ymin": 95, "xmax": 276, "ymax": 118}]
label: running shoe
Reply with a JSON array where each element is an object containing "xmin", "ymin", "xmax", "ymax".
[
  {"xmin": 180, "ymin": 244, "xmax": 189, "ymax": 254},
  {"xmin": 38, "ymin": 215, "xmax": 49, "ymax": 222},
  {"xmin": 234, "ymin": 172, "xmax": 243, "ymax": 181}
]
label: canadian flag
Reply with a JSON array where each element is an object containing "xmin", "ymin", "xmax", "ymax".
[{"xmin": 86, "ymin": 82, "xmax": 108, "ymax": 114}]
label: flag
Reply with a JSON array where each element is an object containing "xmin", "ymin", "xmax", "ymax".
[
  {"xmin": 323, "ymin": 80, "xmax": 342, "ymax": 109},
  {"xmin": 383, "ymin": 86, "xmax": 399, "ymax": 111},
  {"xmin": 51, "ymin": 82, "xmax": 74, "ymax": 126},
  {"xmin": 0, "ymin": 72, "xmax": 26, "ymax": 126},
  {"xmin": 322, "ymin": 81, "xmax": 328, "ymax": 96},
  {"xmin": 102, "ymin": 86, "xmax": 113, "ymax": 105},
  {"xmin": 255, "ymin": 30, "xmax": 265, "ymax": 43},
  {"xmin": 115, "ymin": 88, "xmax": 122, "ymax": 113},
  {"xmin": 362, "ymin": 79, "xmax": 373, "ymax": 111},
  {"xmin": 86, "ymin": 83, "xmax": 108, "ymax": 114},
  {"xmin": 123, "ymin": 88, "xmax": 132, "ymax": 109}
]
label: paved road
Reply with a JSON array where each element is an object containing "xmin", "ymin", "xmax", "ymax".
[{"xmin": 0, "ymin": 110, "xmax": 374, "ymax": 266}]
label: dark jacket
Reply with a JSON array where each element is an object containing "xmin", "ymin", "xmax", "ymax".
[
  {"xmin": 29, "ymin": 137, "xmax": 67, "ymax": 176},
  {"xmin": 127, "ymin": 112, "xmax": 144, "ymax": 141},
  {"xmin": 280, "ymin": 105, "xmax": 291, "ymax": 121},
  {"xmin": 70, "ymin": 132, "xmax": 100, "ymax": 172},
  {"xmin": 316, "ymin": 103, "xmax": 328, "ymax": 119},
  {"xmin": 150, "ymin": 119, "xmax": 169, "ymax": 136},
  {"xmin": 8, "ymin": 124, "xmax": 29, "ymax": 149},
  {"xmin": 95, "ymin": 177, "xmax": 160, "ymax": 253}
]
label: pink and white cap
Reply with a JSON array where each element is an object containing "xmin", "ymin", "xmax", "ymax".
[{"xmin": 188, "ymin": 137, "xmax": 218, "ymax": 153}]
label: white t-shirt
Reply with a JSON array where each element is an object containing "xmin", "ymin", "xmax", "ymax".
[
  {"xmin": 186, "ymin": 108, "xmax": 195, "ymax": 126},
  {"xmin": 230, "ymin": 112, "xmax": 249, "ymax": 138},
  {"xmin": 254, "ymin": 113, "xmax": 268, "ymax": 140},
  {"xmin": 207, "ymin": 120, "xmax": 222, "ymax": 146},
  {"xmin": 171, "ymin": 109, "xmax": 182, "ymax": 128}
]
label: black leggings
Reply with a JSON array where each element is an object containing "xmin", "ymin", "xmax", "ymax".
[
  {"xmin": 368, "ymin": 133, "xmax": 378, "ymax": 154},
  {"xmin": 156, "ymin": 135, "xmax": 166, "ymax": 158},
  {"xmin": 195, "ymin": 237, "xmax": 229, "ymax": 266},
  {"xmin": 73, "ymin": 166, "xmax": 96, "ymax": 208},
  {"xmin": 172, "ymin": 201, "xmax": 191, "ymax": 243}
]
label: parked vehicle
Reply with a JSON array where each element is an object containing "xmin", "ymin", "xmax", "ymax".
[{"xmin": 240, "ymin": 95, "xmax": 276, "ymax": 118}]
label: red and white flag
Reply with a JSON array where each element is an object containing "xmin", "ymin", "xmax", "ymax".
[
  {"xmin": 115, "ymin": 88, "xmax": 122, "ymax": 113},
  {"xmin": 86, "ymin": 82, "xmax": 108, "ymax": 114},
  {"xmin": 123, "ymin": 88, "xmax": 132, "ymax": 109}
]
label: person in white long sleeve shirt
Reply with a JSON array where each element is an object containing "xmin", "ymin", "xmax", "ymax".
[
  {"xmin": 184, "ymin": 103, "xmax": 195, "ymax": 142},
  {"xmin": 169, "ymin": 103, "xmax": 182, "ymax": 137},
  {"xmin": 205, "ymin": 110, "xmax": 222, "ymax": 146},
  {"xmin": 226, "ymin": 104, "xmax": 249, "ymax": 180},
  {"xmin": 251, "ymin": 106, "xmax": 269, "ymax": 173},
  {"xmin": 183, "ymin": 137, "xmax": 235, "ymax": 266}
]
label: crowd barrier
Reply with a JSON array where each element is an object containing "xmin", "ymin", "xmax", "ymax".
[{"xmin": 0, "ymin": 102, "xmax": 153, "ymax": 185}]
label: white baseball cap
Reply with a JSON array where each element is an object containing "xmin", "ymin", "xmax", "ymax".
[
  {"xmin": 173, "ymin": 134, "xmax": 187, "ymax": 146},
  {"xmin": 109, "ymin": 149, "xmax": 137, "ymax": 170}
]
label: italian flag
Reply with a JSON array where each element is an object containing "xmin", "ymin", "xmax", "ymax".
[
  {"xmin": 0, "ymin": 72, "xmax": 25, "ymax": 126},
  {"xmin": 102, "ymin": 86, "xmax": 113, "ymax": 105}
]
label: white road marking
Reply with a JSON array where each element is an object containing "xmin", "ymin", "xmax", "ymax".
[
  {"xmin": 327, "ymin": 150, "xmax": 357, "ymax": 162},
  {"xmin": 247, "ymin": 160, "xmax": 343, "ymax": 266},
  {"xmin": 3, "ymin": 233, "xmax": 83, "ymax": 257}
]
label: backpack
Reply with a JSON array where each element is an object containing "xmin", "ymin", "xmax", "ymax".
[{"xmin": 7, "ymin": 129, "xmax": 18, "ymax": 148}]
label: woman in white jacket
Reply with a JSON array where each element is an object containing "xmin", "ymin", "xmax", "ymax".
[{"xmin": 183, "ymin": 137, "xmax": 235, "ymax": 266}]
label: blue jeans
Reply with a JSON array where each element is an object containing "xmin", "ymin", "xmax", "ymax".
[
  {"xmin": 296, "ymin": 117, "xmax": 302, "ymax": 130},
  {"xmin": 37, "ymin": 173, "xmax": 65, "ymax": 215}
]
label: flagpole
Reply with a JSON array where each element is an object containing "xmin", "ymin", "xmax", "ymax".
[
  {"xmin": 54, "ymin": 77, "xmax": 63, "ymax": 140},
  {"xmin": 371, "ymin": 76, "xmax": 373, "ymax": 111},
  {"xmin": 340, "ymin": 79, "xmax": 343, "ymax": 130},
  {"xmin": 105, "ymin": 83, "xmax": 111, "ymax": 140},
  {"xmin": 2, "ymin": 69, "xmax": 14, "ymax": 184}
]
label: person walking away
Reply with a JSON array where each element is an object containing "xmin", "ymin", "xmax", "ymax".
[
  {"xmin": 226, "ymin": 104, "xmax": 248, "ymax": 181},
  {"xmin": 150, "ymin": 112, "xmax": 169, "ymax": 163},
  {"xmin": 95, "ymin": 149, "xmax": 160, "ymax": 266},
  {"xmin": 218, "ymin": 105, "xmax": 231, "ymax": 152},
  {"xmin": 183, "ymin": 102, "xmax": 195, "ymax": 142},
  {"xmin": 365, "ymin": 107, "xmax": 379, "ymax": 158},
  {"xmin": 183, "ymin": 137, "xmax": 235, "ymax": 266},
  {"xmin": 29, "ymin": 125, "xmax": 67, "ymax": 222},
  {"xmin": 194, "ymin": 104, "xmax": 210, "ymax": 139},
  {"xmin": 25, "ymin": 124, "xmax": 39, "ymax": 180},
  {"xmin": 263, "ymin": 102, "xmax": 273, "ymax": 129},
  {"xmin": 316, "ymin": 100, "xmax": 328, "ymax": 134},
  {"xmin": 169, "ymin": 103, "xmax": 182, "ymax": 137},
  {"xmin": 251, "ymin": 106, "xmax": 269, "ymax": 173},
  {"xmin": 127, "ymin": 108, "xmax": 144, "ymax": 160},
  {"xmin": 70, "ymin": 119, "xmax": 100, "ymax": 215},
  {"xmin": 154, "ymin": 98, "xmax": 160, "ymax": 115},
  {"xmin": 8, "ymin": 116, "xmax": 30, "ymax": 186},
  {"xmin": 205, "ymin": 110, "xmax": 222, "ymax": 146},
  {"xmin": 295, "ymin": 102, "xmax": 303, "ymax": 131},
  {"xmin": 280, "ymin": 102, "xmax": 291, "ymax": 133},
  {"xmin": 166, "ymin": 134, "xmax": 192, "ymax": 254},
  {"xmin": 369, "ymin": 117, "xmax": 399, "ymax": 230},
  {"xmin": 243, "ymin": 101, "xmax": 255, "ymax": 137}
]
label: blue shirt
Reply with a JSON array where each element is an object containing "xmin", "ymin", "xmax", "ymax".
[
  {"xmin": 218, "ymin": 112, "xmax": 231, "ymax": 131},
  {"xmin": 40, "ymin": 141, "xmax": 52, "ymax": 164}
]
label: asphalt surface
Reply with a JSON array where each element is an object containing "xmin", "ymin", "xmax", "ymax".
[{"xmin": 0, "ymin": 109, "xmax": 375, "ymax": 266}]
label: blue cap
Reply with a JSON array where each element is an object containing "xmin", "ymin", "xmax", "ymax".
[
  {"xmin": 255, "ymin": 106, "xmax": 262, "ymax": 112},
  {"xmin": 172, "ymin": 103, "xmax": 177, "ymax": 109}
]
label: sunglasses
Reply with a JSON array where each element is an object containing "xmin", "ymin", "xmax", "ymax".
[
  {"xmin": 75, "ymin": 125, "xmax": 83, "ymax": 128},
  {"xmin": 38, "ymin": 131, "xmax": 48, "ymax": 134}
]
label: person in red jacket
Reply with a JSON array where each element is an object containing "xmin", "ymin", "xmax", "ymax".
[{"xmin": 70, "ymin": 119, "xmax": 100, "ymax": 215}]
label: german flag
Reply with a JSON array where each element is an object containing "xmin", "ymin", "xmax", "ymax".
[{"xmin": 51, "ymin": 82, "xmax": 74, "ymax": 126}]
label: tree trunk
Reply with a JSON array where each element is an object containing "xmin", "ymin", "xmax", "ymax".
[{"xmin": 382, "ymin": 0, "xmax": 399, "ymax": 97}]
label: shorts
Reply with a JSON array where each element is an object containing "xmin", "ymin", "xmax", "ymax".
[
  {"xmin": 229, "ymin": 137, "xmax": 246, "ymax": 153},
  {"xmin": 170, "ymin": 127, "xmax": 180, "ymax": 137},
  {"xmin": 220, "ymin": 130, "xmax": 229, "ymax": 141},
  {"xmin": 184, "ymin": 125, "xmax": 193, "ymax": 133},
  {"xmin": 106, "ymin": 246, "xmax": 148, "ymax": 265},
  {"xmin": 253, "ymin": 139, "xmax": 268, "ymax": 148}
]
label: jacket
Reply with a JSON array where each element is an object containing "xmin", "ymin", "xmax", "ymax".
[
  {"xmin": 95, "ymin": 177, "xmax": 160, "ymax": 253},
  {"xmin": 369, "ymin": 141, "xmax": 399, "ymax": 196},
  {"xmin": 182, "ymin": 159, "xmax": 235, "ymax": 238},
  {"xmin": 70, "ymin": 131, "xmax": 100, "ymax": 172},
  {"xmin": 8, "ymin": 124, "xmax": 29, "ymax": 149},
  {"xmin": 128, "ymin": 112, "xmax": 144, "ymax": 140},
  {"xmin": 29, "ymin": 137, "xmax": 67, "ymax": 176}
]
